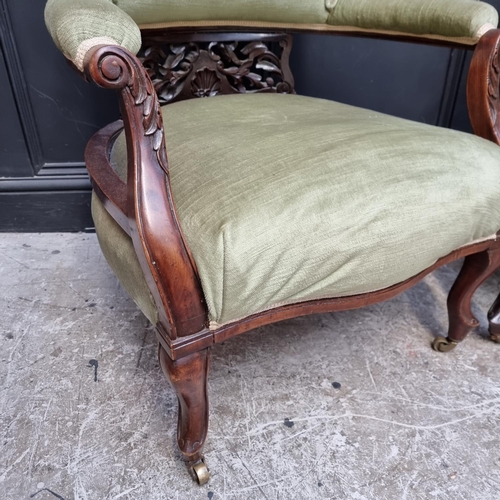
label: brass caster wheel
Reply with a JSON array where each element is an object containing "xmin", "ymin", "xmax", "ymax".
[
  {"xmin": 489, "ymin": 324, "xmax": 500, "ymax": 343},
  {"xmin": 191, "ymin": 459, "xmax": 210, "ymax": 485},
  {"xmin": 490, "ymin": 332, "xmax": 500, "ymax": 344},
  {"xmin": 432, "ymin": 336, "xmax": 458, "ymax": 353}
]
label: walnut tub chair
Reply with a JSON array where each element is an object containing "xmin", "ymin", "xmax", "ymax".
[{"xmin": 45, "ymin": 0, "xmax": 500, "ymax": 484}]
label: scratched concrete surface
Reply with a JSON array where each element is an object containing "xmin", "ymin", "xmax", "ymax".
[{"xmin": 1, "ymin": 233, "xmax": 500, "ymax": 500}]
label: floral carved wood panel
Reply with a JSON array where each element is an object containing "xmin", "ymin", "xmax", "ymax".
[{"xmin": 138, "ymin": 34, "xmax": 295, "ymax": 105}]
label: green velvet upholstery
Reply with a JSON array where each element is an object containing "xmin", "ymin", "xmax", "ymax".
[
  {"xmin": 45, "ymin": 0, "xmax": 141, "ymax": 69},
  {"xmin": 328, "ymin": 0, "xmax": 498, "ymax": 40},
  {"xmin": 91, "ymin": 194, "xmax": 158, "ymax": 325},
  {"xmin": 102, "ymin": 94, "xmax": 500, "ymax": 326},
  {"xmin": 117, "ymin": 0, "xmax": 498, "ymax": 41},
  {"xmin": 45, "ymin": 0, "xmax": 499, "ymax": 71},
  {"xmin": 115, "ymin": 0, "xmax": 329, "ymax": 25}
]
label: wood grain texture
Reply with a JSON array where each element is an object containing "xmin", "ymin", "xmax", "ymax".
[
  {"xmin": 85, "ymin": 120, "xmax": 129, "ymax": 234},
  {"xmin": 447, "ymin": 245, "xmax": 500, "ymax": 343},
  {"xmin": 467, "ymin": 28, "xmax": 500, "ymax": 144},
  {"xmin": 158, "ymin": 345, "xmax": 210, "ymax": 463},
  {"xmin": 83, "ymin": 45, "xmax": 207, "ymax": 340}
]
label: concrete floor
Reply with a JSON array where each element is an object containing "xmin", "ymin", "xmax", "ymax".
[{"xmin": 1, "ymin": 233, "xmax": 500, "ymax": 500}]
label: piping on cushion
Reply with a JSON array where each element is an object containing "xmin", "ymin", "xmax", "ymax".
[
  {"xmin": 74, "ymin": 36, "xmax": 119, "ymax": 71},
  {"xmin": 325, "ymin": 0, "xmax": 339, "ymax": 10},
  {"xmin": 477, "ymin": 22, "xmax": 497, "ymax": 38},
  {"xmin": 207, "ymin": 232, "xmax": 499, "ymax": 331},
  {"xmin": 138, "ymin": 20, "xmax": 488, "ymax": 45}
]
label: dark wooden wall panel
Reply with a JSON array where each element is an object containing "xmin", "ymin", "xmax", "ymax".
[
  {"xmin": 0, "ymin": 192, "xmax": 92, "ymax": 232},
  {"xmin": 291, "ymin": 36, "xmax": 451, "ymax": 125},
  {"xmin": 7, "ymin": 0, "xmax": 119, "ymax": 167},
  {"xmin": 0, "ymin": 48, "xmax": 31, "ymax": 177},
  {"xmin": 450, "ymin": 52, "xmax": 474, "ymax": 134}
]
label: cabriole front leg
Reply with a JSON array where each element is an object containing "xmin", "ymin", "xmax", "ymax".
[
  {"xmin": 158, "ymin": 345, "xmax": 211, "ymax": 484},
  {"xmin": 433, "ymin": 246, "xmax": 500, "ymax": 352}
]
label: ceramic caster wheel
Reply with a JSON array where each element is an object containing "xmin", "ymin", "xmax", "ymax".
[
  {"xmin": 191, "ymin": 459, "xmax": 210, "ymax": 485},
  {"xmin": 432, "ymin": 336, "xmax": 458, "ymax": 352}
]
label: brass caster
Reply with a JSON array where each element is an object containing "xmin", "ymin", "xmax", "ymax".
[
  {"xmin": 489, "ymin": 323, "xmax": 500, "ymax": 343},
  {"xmin": 432, "ymin": 336, "xmax": 458, "ymax": 353},
  {"xmin": 191, "ymin": 459, "xmax": 210, "ymax": 485},
  {"xmin": 490, "ymin": 332, "xmax": 500, "ymax": 344}
]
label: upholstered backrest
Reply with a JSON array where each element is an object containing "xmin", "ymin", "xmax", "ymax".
[
  {"xmin": 115, "ymin": 0, "xmax": 329, "ymax": 25},
  {"xmin": 115, "ymin": 0, "xmax": 498, "ymax": 41},
  {"xmin": 45, "ymin": 0, "xmax": 499, "ymax": 71}
]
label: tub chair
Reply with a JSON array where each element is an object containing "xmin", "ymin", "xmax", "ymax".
[{"xmin": 45, "ymin": 0, "xmax": 500, "ymax": 484}]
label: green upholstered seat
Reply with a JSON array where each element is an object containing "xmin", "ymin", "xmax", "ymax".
[
  {"xmin": 92, "ymin": 94, "xmax": 500, "ymax": 327},
  {"xmin": 45, "ymin": 0, "xmax": 498, "ymax": 70}
]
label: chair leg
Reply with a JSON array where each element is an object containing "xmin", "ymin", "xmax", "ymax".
[
  {"xmin": 158, "ymin": 345, "xmax": 211, "ymax": 484},
  {"xmin": 433, "ymin": 246, "xmax": 500, "ymax": 352},
  {"xmin": 488, "ymin": 293, "xmax": 500, "ymax": 343}
]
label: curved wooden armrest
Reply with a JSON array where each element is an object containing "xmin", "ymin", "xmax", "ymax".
[
  {"xmin": 468, "ymin": 29, "xmax": 500, "ymax": 145},
  {"xmin": 85, "ymin": 120, "xmax": 129, "ymax": 233},
  {"xmin": 83, "ymin": 45, "xmax": 208, "ymax": 340}
]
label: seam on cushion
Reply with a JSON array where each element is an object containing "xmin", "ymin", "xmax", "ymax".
[
  {"xmin": 138, "ymin": 20, "xmax": 479, "ymax": 45},
  {"xmin": 208, "ymin": 233, "xmax": 499, "ymax": 330},
  {"xmin": 477, "ymin": 22, "xmax": 497, "ymax": 38},
  {"xmin": 74, "ymin": 36, "xmax": 119, "ymax": 70},
  {"xmin": 217, "ymin": 226, "xmax": 228, "ymax": 324},
  {"xmin": 325, "ymin": 0, "xmax": 338, "ymax": 11}
]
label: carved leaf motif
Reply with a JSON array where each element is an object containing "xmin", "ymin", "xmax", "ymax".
[
  {"xmin": 212, "ymin": 40, "xmax": 288, "ymax": 92},
  {"xmin": 165, "ymin": 52, "xmax": 185, "ymax": 70},
  {"xmin": 140, "ymin": 43, "xmax": 200, "ymax": 105},
  {"xmin": 97, "ymin": 49, "xmax": 169, "ymax": 173},
  {"xmin": 138, "ymin": 35, "xmax": 294, "ymax": 104},
  {"xmin": 240, "ymin": 41, "xmax": 267, "ymax": 55},
  {"xmin": 255, "ymin": 61, "xmax": 281, "ymax": 73}
]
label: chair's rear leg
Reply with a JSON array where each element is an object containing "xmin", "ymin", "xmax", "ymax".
[
  {"xmin": 158, "ymin": 345, "xmax": 211, "ymax": 484},
  {"xmin": 488, "ymin": 293, "xmax": 500, "ymax": 343},
  {"xmin": 433, "ymin": 245, "xmax": 500, "ymax": 352}
]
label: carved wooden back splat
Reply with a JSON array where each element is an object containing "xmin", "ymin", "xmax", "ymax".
[
  {"xmin": 84, "ymin": 45, "xmax": 207, "ymax": 340},
  {"xmin": 138, "ymin": 32, "xmax": 295, "ymax": 105}
]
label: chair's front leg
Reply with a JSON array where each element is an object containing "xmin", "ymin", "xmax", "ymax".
[
  {"xmin": 158, "ymin": 345, "xmax": 211, "ymax": 484},
  {"xmin": 433, "ymin": 244, "xmax": 500, "ymax": 352}
]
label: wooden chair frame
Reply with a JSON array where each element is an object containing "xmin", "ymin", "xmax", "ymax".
[{"xmin": 81, "ymin": 27, "xmax": 500, "ymax": 483}]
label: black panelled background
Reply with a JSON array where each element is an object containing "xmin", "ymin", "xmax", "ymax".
[{"xmin": 0, "ymin": 0, "xmax": 498, "ymax": 231}]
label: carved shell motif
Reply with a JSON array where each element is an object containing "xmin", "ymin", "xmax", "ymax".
[
  {"xmin": 191, "ymin": 68, "xmax": 221, "ymax": 98},
  {"xmin": 138, "ymin": 35, "xmax": 295, "ymax": 105}
]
